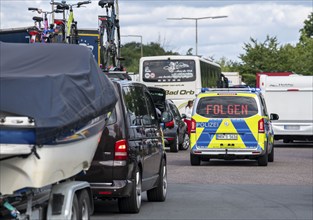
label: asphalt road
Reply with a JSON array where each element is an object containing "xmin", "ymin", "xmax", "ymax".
[{"xmin": 92, "ymin": 141, "xmax": 313, "ymax": 219}]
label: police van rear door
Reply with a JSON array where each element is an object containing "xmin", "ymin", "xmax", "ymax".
[{"xmin": 194, "ymin": 93, "xmax": 261, "ymax": 149}]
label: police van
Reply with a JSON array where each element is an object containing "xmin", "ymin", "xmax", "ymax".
[{"xmin": 190, "ymin": 88, "xmax": 279, "ymax": 166}]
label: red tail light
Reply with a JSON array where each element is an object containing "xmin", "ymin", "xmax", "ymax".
[
  {"xmin": 258, "ymin": 118, "xmax": 265, "ymax": 133},
  {"xmin": 165, "ymin": 120, "xmax": 174, "ymax": 128},
  {"xmin": 114, "ymin": 139, "xmax": 128, "ymax": 160},
  {"xmin": 191, "ymin": 119, "xmax": 196, "ymax": 133}
]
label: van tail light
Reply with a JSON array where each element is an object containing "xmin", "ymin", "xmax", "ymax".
[
  {"xmin": 191, "ymin": 119, "xmax": 196, "ymax": 133},
  {"xmin": 258, "ymin": 118, "xmax": 265, "ymax": 133},
  {"xmin": 114, "ymin": 139, "xmax": 128, "ymax": 160},
  {"xmin": 165, "ymin": 120, "xmax": 174, "ymax": 128}
]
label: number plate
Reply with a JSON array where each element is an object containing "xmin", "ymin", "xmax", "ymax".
[
  {"xmin": 284, "ymin": 125, "xmax": 300, "ymax": 130},
  {"xmin": 216, "ymin": 134, "xmax": 238, "ymax": 140}
]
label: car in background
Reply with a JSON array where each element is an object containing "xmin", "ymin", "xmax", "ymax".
[
  {"xmin": 105, "ymin": 70, "xmax": 132, "ymax": 80},
  {"xmin": 76, "ymin": 80, "xmax": 168, "ymax": 213},
  {"xmin": 190, "ymin": 88, "xmax": 279, "ymax": 166},
  {"xmin": 148, "ymin": 87, "xmax": 189, "ymax": 152}
]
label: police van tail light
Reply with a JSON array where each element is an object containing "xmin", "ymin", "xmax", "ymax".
[
  {"xmin": 258, "ymin": 118, "xmax": 265, "ymax": 133},
  {"xmin": 114, "ymin": 139, "xmax": 128, "ymax": 160},
  {"xmin": 191, "ymin": 119, "xmax": 196, "ymax": 133}
]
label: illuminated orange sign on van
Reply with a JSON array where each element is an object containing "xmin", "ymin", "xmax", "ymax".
[{"xmin": 206, "ymin": 104, "xmax": 248, "ymax": 116}]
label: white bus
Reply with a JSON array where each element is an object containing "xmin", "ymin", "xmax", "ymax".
[{"xmin": 139, "ymin": 55, "xmax": 227, "ymax": 113}]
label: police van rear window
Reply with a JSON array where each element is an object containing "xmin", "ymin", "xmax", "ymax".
[{"xmin": 196, "ymin": 96, "xmax": 258, "ymax": 118}]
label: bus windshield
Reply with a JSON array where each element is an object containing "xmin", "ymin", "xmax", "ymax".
[{"xmin": 142, "ymin": 60, "xmax": 196, "ymax": 82}]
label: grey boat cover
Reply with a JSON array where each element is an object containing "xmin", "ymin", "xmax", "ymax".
[{"xmin": 0, "ymin": 42, "xmax": 117, "ymax": 144}]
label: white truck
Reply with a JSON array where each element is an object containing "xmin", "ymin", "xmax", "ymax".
[
  {"xmin": 259, "ymin": 75, "xmax": 313, "ymax": 143},
  {"xmin": 222, "ymin": 72, "xmax": 243, "ymax": 87}
]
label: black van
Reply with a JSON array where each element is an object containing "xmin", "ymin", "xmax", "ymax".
[{"xmin": 77, "ymin": 80, "xmax": 167, "ymax": 213}]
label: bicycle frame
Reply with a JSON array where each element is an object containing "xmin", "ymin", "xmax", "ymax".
[
  {"xmin": 28, "ymin": 15, "xmax": 43, "ymax": 43},
  {"xmin": 28, "ymin": 7, "xmax": 57, "ymax": 43},
  {"xmin": 98, "ymin": 0, "xmax": 121, "ymax": 70},
  {"xmin": 52, "ymin": 1, "xmax": 91, "ymax": 44}
]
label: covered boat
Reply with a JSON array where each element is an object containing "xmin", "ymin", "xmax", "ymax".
[{"xmin": 0, "ymin": 42, "xmax": 118, "ymax": 195}]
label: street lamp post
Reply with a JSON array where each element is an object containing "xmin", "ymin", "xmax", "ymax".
[
  {"xmin": 121, "ymin": 34, "xmax": 143, "ymax": 57},
  {"xmin": 167, "ymin": 16, "xmax": 227, "ymax": 56}
]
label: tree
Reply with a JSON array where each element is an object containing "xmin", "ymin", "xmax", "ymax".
[
  {"xmin": 120, "ymin": 42, "xmax": 178, "ymax": 73},
  {"xmin": 186, "ymin": 48, "xmax": 193, "ymax": 55},
  {"xmin": 216, "ymin": 57, "xmax": 241, "ymax": 72},
  {"xmin": 299, "ymin": 12, "xmax": 313, "ymax": 42},
  {"xmin": 238, "ymin": 36, "xmax": 286, "ymax": 75}
]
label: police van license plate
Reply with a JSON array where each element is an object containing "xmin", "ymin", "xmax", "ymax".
[{"xmin": 216, "ymin": 134, "xmax": 238, "ymax": 140}]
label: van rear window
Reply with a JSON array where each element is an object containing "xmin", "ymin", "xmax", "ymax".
[{"xmin": 196, "ymin": 96, "xmax": 258, "ymax": 118}]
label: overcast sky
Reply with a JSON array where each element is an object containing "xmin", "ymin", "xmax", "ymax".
[{"xmin": 1, "ymin": 0, "xmax": 312, "ymax": 61}]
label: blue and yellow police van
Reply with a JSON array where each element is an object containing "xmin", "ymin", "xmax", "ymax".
[{"xmin": 190, "ymin": 88, "xmax": 279, "ymax": 166}]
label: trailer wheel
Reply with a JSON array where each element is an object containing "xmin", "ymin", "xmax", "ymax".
[
  {"xmin": 78, "ymin": 189, "xmax": 91, "ymax": 220},
  {"xmin": 71, "ymin": 194, "xmax": 80, "ymax": 220}
]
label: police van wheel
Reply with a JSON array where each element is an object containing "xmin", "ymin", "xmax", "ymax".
[
  {"xmin": 257, "ymin": 152, "xmax": 268, "ymax": 166},
  {"xmin": 268, "ymin": 145, "xmax": 274, "ymax": 162},
  {"xmin": 190, "ymin": 153, "xmax": 201, "ymax": 166}
]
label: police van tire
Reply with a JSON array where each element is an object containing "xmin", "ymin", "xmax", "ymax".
[
  {"xmin": 257, "ymin": 152, "xmax": 268, "ymax": 166},
  {"xmin": 170, "ymin": 135, "xmax": 179, "ymax": 152},
  {"xmin": 190, "ymin": 153, "xmax": 201, "ymax": 166},
  {"xmin": 268, "ymin": 145, "xmax": 274, "ymax": 162}
]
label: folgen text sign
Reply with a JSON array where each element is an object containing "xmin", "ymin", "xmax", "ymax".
[
  {"xmin": 206, "ymin": 104, "xmax": 248, "ymax": 116},
  {"xmin": 196, "ymin": 96, "xmax": 258, "ymax": 118}
]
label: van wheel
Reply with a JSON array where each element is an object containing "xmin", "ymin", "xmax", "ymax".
[
  {"xmin": 147, "ymin": 159, "xmax": 167, "ymax": 202},
  {"xmin": 170, "ymin": 134, "xmax": 179, "ymax": 152},
  {"xmin": 179, "ymin": 133, "xmax": 189, "ymax": 150},
  {"xmin": 78, "ymin": 189, "xmax": 91, "ymax": 220},
  {"xmin": 190, "ymin": 153, "xmax": 201, "ymax": 166},
  {"xmin": 268, "ymin": 145, "xmax": 274, "ymax": 162},
  {"xmin": 258, "ymin": 148, "xmax": 268, "ymax": 166},
  {"xmin": 118, "ymin": 166, "xmax": 141, "ymax": 213}
]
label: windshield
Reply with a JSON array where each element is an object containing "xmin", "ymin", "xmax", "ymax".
[
  {"xmin": 196, "ymin": 96, "xmax": 258, "ymax": 118},
  {"xmin": 142, "ymin": 60, "xmax": 196, "ymax": 82}
]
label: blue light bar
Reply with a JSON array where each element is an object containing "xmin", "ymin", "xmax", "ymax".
[{"xmin": 200, "ymin": 87, "xmax": 261, "ymax": 93}]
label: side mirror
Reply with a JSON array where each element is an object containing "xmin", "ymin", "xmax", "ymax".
[
  {"xmin": 161, "ymin": 111, "xmax": 173, "ymax": 123},
  {"xmin": 181, "ymin": 113, "xmax": 187, "ymax": 119},
  {"xmin": 270, "ymin": 113, "xmax": 279, "ymax": 121}
]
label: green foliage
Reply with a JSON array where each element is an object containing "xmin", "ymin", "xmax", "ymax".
[
  {"xmin": 238, "ymin": 36, "xmax": 286, "ymax": 75},
  {"xmin": 293, "ymin": 37, "xmax": 313, "ymax": 75},
  {"xmin": 217, "ymin": 57, "xmax": 241, "ymax": 72},
  {"xmin": 186, "ymin": 48, "xmax": 193, "ymax": 55},
  {"xmin": 241, "ymin": 74, "xmax": 256, "ymax": 87},
  {"xmin": 299, "ymin": 12, "xmax": 313, "ymax": 42},
  {"xmin": 120, "ymin": 41, "xmax": 179, "ymax": 73}
]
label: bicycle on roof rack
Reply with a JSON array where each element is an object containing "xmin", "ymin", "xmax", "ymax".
[
  {"xmin": 51, "ymin": 0, "xmax": 91, "ymax": 44},
  {"xmin": 27, "ymin": 7, "xmax": 63, "ymax": 43},
  {"xmin": 98, "ymin": 0, "xmax": 121, "ymax": 70}
]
